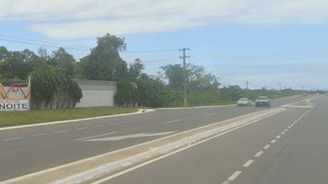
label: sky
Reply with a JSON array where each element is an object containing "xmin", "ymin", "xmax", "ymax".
[{"xmin": 1, "ymin": 0, "xmax": 328, "ymax": 90}]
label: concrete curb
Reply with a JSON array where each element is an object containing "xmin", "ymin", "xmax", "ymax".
[{"xmin": 0, "ymin": 109, "xmax": 155, "ymax": 131}]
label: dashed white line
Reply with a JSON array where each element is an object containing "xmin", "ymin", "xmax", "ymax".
[
  {"xmin": 54, "ymin": 130, "xmax": 70, "ymax": 134},
  {"xmin": 281, "ymin": 131, "xmax": 286, "ymax": 135},
  {"xmin": 285, "ymin": 129, "xmax": 289, "ymax": 132},
  {"xmin": 271, "ymin": 139, "xmax": 277, "ymax": 143},
  {"xmin": 76, "ymin": 127, "xmax": 88, "ymax": 131},
  {"xmin": 243, "ymin": 160, "xmax": 254, "ymax": 168},
  {"xmin": 162, "ymin": 119, "xmax": 182, "ymax": 124},
  {"xmin": 255, "ymin": 150, "xmax": 264, "ymax": 157},
  {"xmin": 276, "ymin": 135, "xmax": 282, "ymax": 139},
  {"xmin": 93, "ymin": 125, "xmax": 105, "ymax": 128},
  {"xmin": 4, "ymin": 137, "xmax": 21, "ymax": 141},
  {"xmin": 222, "ymin": 171, "xmax": 242, "ymax": 184},
  {"xmin": 263, "ymin": 144, "xmax": 271, "ymax": 150},
  {"xmin": 31, "ymin": 133, "xmax": 47, "ymax": 137}
]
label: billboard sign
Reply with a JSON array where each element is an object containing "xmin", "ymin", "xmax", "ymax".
[{"xmin": 0, "ymin": 100, "xmax": 29, "ymax": 111}]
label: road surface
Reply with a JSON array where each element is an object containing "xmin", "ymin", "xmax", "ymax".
[{"xmin": 0, "ymin": 95, "xmax": 315, "ymax": 182}]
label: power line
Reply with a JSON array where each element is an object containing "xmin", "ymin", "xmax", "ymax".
[
  {"xmin": 124, "ymin": 49, "xmax": 179, "ymax": 53},
  {"xmin": 0, "ymin": 34, "xmax": 90, "ymax": 50},
  {"xmin": 0, "ymin": 38, "xmax": 89, "ymax": 51}
]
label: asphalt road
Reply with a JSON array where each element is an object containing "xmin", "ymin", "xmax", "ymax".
[
  {"xmin": 0, "ymin": 95, "xmax": 310, "ymax": 181},
  {"xmin": 89, "ymin": 96, "xmax": 328, "ymax": 184}
]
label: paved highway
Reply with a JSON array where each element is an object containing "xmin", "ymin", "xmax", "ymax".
[
  {"xmin": 0, "ymin": 95, "xmax": 311, "ymax": 182},
  {"xmin": 87, "ymin": 96, "xmax": 328, "ymax": 184}
]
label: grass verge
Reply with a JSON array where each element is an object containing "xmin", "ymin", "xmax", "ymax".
[{"xmin": 0, "ymin": 107, "xmax": 139, "ymax": 128}]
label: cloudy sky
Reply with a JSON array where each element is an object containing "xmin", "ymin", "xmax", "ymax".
[{"xmin": 1, "ymin": 0, "xmax": 328, "ymax": 90}]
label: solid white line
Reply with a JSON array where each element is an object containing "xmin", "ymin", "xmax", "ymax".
[
  {"xmin": 162, "ymin": 119, "xmax": 182, "ymax": 124},
  {"xmin": 276, "ymin": 135, "xmax": 282, "ymax": 139},
  {"xmin": 271, "ymin": 139, "xmax": 277, "ymax": 143},
  {"xmin": 93, "ymin": 125, "xmax": 105, "ymax": 128},
  {"xmin": 31, "ymin": 133, "xmax": 47, "ymax": 137},
  {"xmin": 255, "ymin": 150, "xmax": 263, "ymax": 157},
  {"xmin": 4, "ymin": 137, "xmax": 21, "ymax": 141},
  {"xmin": 75, "ymin": 132, "xmax": 116, "ymax": 141},
  {"xmin": 263, "ymin": 144, "xmax": 271, "ymax": 150},
  {"xmin": 243, "ymin": 160, "xmax": 254, "ymax": 168},
  {"xmin": 54, "ymin": 130, "xmax": 70, "ymax": 134},
  {"xmin": 76, "ymin": 127, "xmax": 88, "ymax": 130}
]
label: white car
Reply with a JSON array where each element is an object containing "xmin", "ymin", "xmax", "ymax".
[{"xmin": 237, "ymin": 98, "xmax": 252, "ymax": 106}]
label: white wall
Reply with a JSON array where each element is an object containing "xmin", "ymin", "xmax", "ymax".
[{"xmin": 74, "ymin": 80, "xmax": 117, "ymax": 108}]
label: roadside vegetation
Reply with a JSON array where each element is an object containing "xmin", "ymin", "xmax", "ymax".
[{"xmin": 0, "ymin": 107, "xmax": 139, "ymax": 127}]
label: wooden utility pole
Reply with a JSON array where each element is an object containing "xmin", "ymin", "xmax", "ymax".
[{"xmin": 179, "ymin": 48, "xmax": 190, "ymax": 107}]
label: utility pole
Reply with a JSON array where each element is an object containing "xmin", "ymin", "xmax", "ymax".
[
  {"xmin": 179, "ymin": 48, "xmax": 190, "ymax": 107},
  {"xmin": 279, "ymin": 82, "xmax": 282, "ymax": 91},
  {"xmin": 246, "ymin": 81, "xmax": 249, "ymax": 90}
]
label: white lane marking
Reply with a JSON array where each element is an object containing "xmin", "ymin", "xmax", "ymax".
[
  {"xmin": 255, "ymin": 150, "xmax": 264, "ymax": 157},
  {"xmin": 93, "ymin": 125, "xmax": 105, "ymax": 128},
  {"xmin": 162, "ymin": 119, "xmax": 182, "ymax": 124},
  {"xmin": 76, "ymin": 127, "xmax": 88, "ymax": 131},
  {"xmin": 271, "ymin": 139, "xmax": 277, "ymax": 143},
  {"xmin": 243, "ymin": 160, "xmax": 254, "ymax": 168},
  {"xmin": 222, "ymin": 171, "xmax": 242, "ymax": 184},
  {"xmin": 4, "ymin": 137, "xmax": 21, "ymax": 141},
  {"xmin": 285, "ymin": 129, "xmax": 289, "ymax": 132},
  {"xmin": 84, "ymin": 131, "xmax": 178, "ymax": 142},
  {"xmin": 276, "ymin": 135, "xmax": 282, "ymax": 139},
  {"xmin": 263, "ymin": 144, "xmax": 271, "ymax": 150},
  {"xmin": 281, "ymin": 131, "xmax": 286, "ymax": 135},
  {"xmin": 54, "ymin": 130, "xmax": 70, "ymax": 134},
  {"xmin": 31, "ymin": 133, "xmax": 47, "ymax": 137},
  {"xmin": 206, "ymin": 113, "xmax": 217, "ymax": 116},
  {"xmin": 76, "ymin": 132, "xmax": 117, "ymax": 141}
]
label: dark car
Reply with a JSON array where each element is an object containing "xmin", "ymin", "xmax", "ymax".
[{"xmin": 255, "ymin": 96, "xmax": 271, "ymax": 107}]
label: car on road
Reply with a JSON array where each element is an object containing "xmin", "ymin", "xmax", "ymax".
[
  {"xmin": 255, "ymin": 96, "xmax": 271, "ymax": 107},
  {"xmin": 237, "ymin": 98, "xmax": 252, "ymax": 106}
]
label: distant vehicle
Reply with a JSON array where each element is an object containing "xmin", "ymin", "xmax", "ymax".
[
  {"xmin": 237, "ymin": 98, "xmax": 252, "ymax": 106},
  {"xmin": 302, "ymin": 94, "xmax": 308, "ymax": 97},
  {"xmin": 255, "ymin": 96, "xmax": 271, "ymax": 107}
]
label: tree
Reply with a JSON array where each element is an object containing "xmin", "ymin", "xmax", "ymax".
[
  {"xmin": 128, "ymin": 58, "xmax": 145, "ymax": 81},
  {"xmin": 114, "ymin": 78, "xmax": 139, "ymax": 107},
  {"xmin": 79, "ymin": 33, "xmax": 128, "ymax": 80},
  {"xmin": 137, "ymin": 73, "xmax": 165, "ymax": 107},
  {"xmin": 48, "ymin": 47, "xmax": 75, "ymax": 76},
  {"xmin": 159, "ymin": 63, "xmax": 220, "ymax": 89}
]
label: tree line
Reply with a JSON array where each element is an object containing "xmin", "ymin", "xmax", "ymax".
[{"xmin": 0, "ymin": 33, "xmax": 301, "ymax": 108}]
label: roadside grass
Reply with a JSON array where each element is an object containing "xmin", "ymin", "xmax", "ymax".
[{"xmin": 0, "ymin": 107, "xmax": 139, "ymax": 128}]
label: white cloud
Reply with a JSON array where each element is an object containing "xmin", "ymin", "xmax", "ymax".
[{"xmin": 1, "ymin": 0, "xmax": 328, "ymax": 39}]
